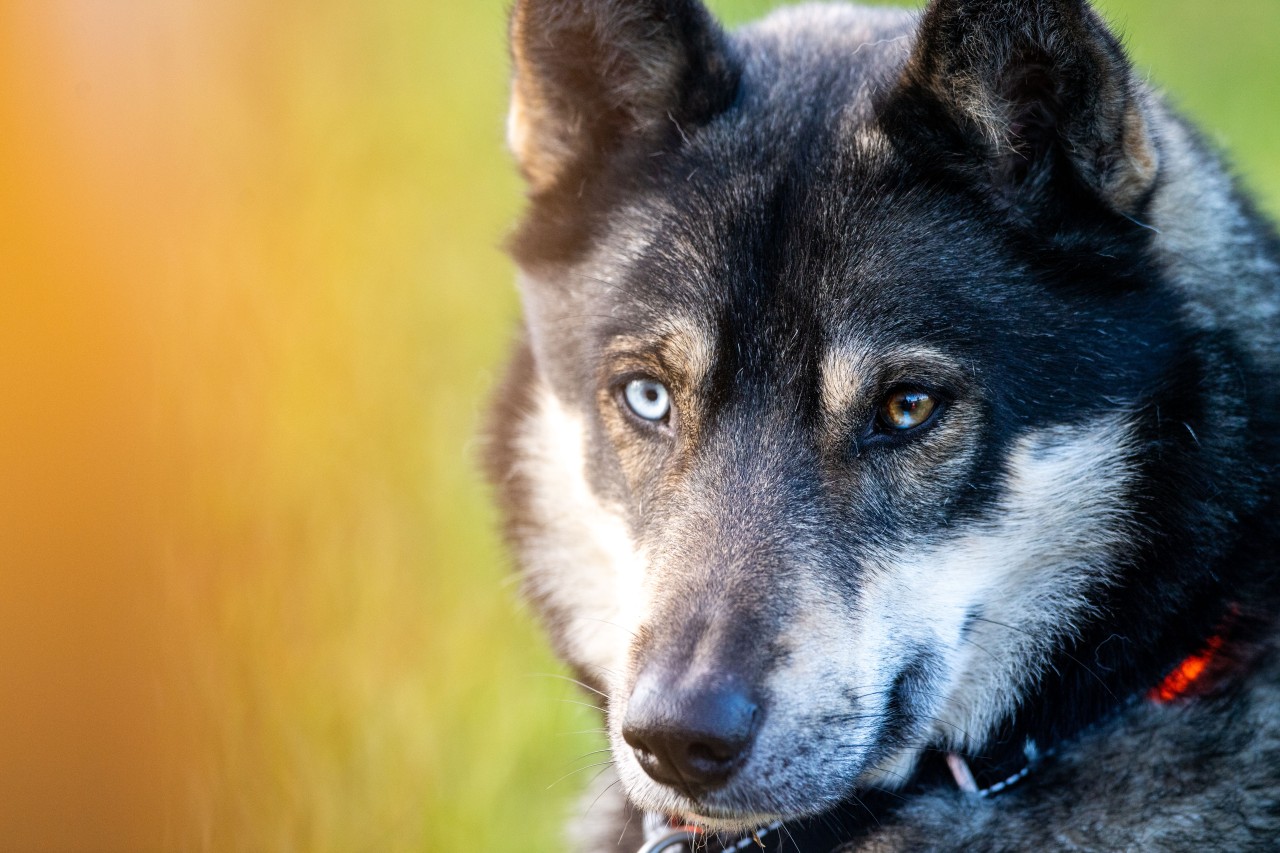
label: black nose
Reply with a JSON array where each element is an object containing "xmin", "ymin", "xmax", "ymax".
[{"xmin": 621, "ymin": 670, "xmax": 760, "ymax": 798}]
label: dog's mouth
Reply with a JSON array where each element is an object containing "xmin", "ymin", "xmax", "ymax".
[
  {"xmin": 666, "ymin": 805, "xmax": 784, "ymax": 833},
  {"xmin": 618, "ymin": 756, "xmax": 907, "ymax": 833},
  {"xmin": 608, "ymin": 648, "xmax": 942, "ymax": 829},
  {"xmin": 609, "ymin": 701, "xmax": 902, "ymax": 832},
  {"xmin": 617, "ymin": 760, "xmax": 876, "ymax": 837},
  {"xmin": 642, "ymin": 795, "xmax": 799, "ymax": 837}
]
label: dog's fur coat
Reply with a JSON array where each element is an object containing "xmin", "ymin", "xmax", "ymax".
[{"xmin": 487, "ymin": 0, "xmax": 1280, "ymax": 849}]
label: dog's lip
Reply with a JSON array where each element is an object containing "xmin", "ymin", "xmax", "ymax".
[
  {"xmin": 670, "ymin": 805, "xmax": 785, "ymax": 832},
  {"xmin": 648, "ymin": 781, "xmax": 825, "ymax": 829},
  {"xmin": 631, "ymin": 778, "xmax": 787, "ymax": 829}
]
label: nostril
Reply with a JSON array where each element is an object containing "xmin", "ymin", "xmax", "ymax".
[
  {"xmin": 687, "ymin": 740, "xmax": 737, "ymax": 767},
  {"xmin": 622, "ymin": 724, "xmax": 664, "ymax": 771},
  {"xmin": 622, "ymin": 673, "xmax": 761, "ymax": 796},
  {"xmin": 623, "ymin": 726, "xmax": 683, "ymax": 789},
  {"xmin": 622, "ymin": 724, "xmax": 649, "ymax": 753},
  {"xmin": 683, "ymin": 740, "xmax": 740, "ymax": 781},
  {"xmin": 631, "ymin": 744, "xmax": 663, "ymax": 779}
]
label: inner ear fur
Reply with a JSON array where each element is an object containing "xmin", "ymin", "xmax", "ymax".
[
  {"xmin": 508, "ymin": 0, "xmax": 738, "ymax": 194},
  {"xmin": 902, "ymin": 0, "xmax": 1159, "ymax": 217}
]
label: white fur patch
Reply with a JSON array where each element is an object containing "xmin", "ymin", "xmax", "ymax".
[
  {"xmin": 856, "ymin": 414, "xmax": 1139, "ymax": 782},
  {"xmin": 729, "ymin": 415, "xmax": 1140, "ymax": 800},
  {"xmin": 505, "ymin": 89, "xmax": 527, "ymax": 164},
  {"xmin": 512, "ymin": 378, "xmax": 648, "ymax": 682}
]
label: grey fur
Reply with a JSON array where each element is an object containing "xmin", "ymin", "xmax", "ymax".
[
  {"xmin": 836, "ymin": 653, "xmax": 1280, "ymax": 851},
  {"xmin": 489, "ymin": 1, "xmax": 1280, "ymax": 849}
]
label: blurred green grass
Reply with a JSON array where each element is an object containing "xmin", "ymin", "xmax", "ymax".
[{"xmin": 175, "ymin": 1, "xmax": 1279, "ymax": 850}]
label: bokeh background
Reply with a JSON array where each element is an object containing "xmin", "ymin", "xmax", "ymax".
[{"xmin": 0, "ymin": 1, "xmax": 1276, "ymax": 850}]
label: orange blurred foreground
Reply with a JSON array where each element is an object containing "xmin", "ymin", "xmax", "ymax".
[{"xmin": 1, "ymin": 3, "xmax": 205, "ymax": 848}]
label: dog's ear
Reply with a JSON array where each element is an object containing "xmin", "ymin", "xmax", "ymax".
[
  {"xmin": 508, "ymin": 0, "xmax": 738, "ymax": 194},
  {"xmin": 900, "ymin": 0, "xmax": 1159, "ymax": 219}
]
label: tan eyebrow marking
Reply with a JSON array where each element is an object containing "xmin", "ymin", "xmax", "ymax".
[
  {"xmin": 820, "ymin": 343, "xmax": 962, "ymax": 422},
  {"xmin": 657, "ymin": 316, "xmax": 715, "ymax": 389},
  {"xmin": 605, "ymin": 315, "xmax": 716, "ymax": 389},
  {"xmin": 820, "ymin": 347, "xmax": 872, "ymax": 421}
]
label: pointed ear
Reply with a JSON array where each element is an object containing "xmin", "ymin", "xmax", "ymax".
[
  {"xmin": 508, "ymin": 0, "xmax": 738, "ymax": 193},
  {"xmin": 902, "ymin": 0, "xmax": 1159, "ymax": 217}
]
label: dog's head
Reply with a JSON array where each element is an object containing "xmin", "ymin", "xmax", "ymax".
[{"xmin": 492, "ymin": 0, "xmax": 1248, "ymax": 829}]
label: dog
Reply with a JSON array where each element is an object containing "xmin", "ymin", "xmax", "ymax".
[{"xmin": 486, "ymin": 0, "xmax": 1280, "ymax": 849}]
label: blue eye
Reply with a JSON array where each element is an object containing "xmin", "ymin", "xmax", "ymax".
[{"xmin": 623, "ymin": 378, "xmax": 671, "ymax": 422}]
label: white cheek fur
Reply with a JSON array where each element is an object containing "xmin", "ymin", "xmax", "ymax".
[
  {"xmin": 511, "ymin": 377, "xmax": 648, "ymax": 682},
  {"xmin": 859, "ymin": 414, "xmax": 1140, "ymax": 756}
]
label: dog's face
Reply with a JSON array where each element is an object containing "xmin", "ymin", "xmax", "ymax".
[{"xmin": 496, "ymin": 0, "xmax": 1185, "ymax": 829}]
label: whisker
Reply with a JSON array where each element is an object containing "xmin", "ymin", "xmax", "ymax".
[
  {"xmin": 617, "ymin": 803, "xmax": 636, "ymax": 847},
  {"xmin": 559, "ymin": 698, "xmax": 605, "ymax": 712},
  {"xmin": 584, "ymin": 778, "xmax": 623, "ymax": 817},
  {"xmin": 546, "ymin": 760, "xmax": 615, "ymax": 791},
  {"xmin": 574, "ymin": 616, "xmax": 642, "ymax": 643},
  {"xmin": 528, "ymin": 671, "xmax": 610, "ymax": 700},
  {"xmin": 970, "ymin": 616, "xmax": 1118, "ymax": 701},
  {"xmin": 957, "ymin": 634, "xmax": 999, "ymax": 663},
  {"xmin": 558, "ymin": 748, "xmax": 612, "ymax": 770}
]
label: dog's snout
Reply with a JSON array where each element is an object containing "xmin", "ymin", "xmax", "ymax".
[{"xmin": 622, "ymin": 670, "xmax": 760, "ymax": 798}]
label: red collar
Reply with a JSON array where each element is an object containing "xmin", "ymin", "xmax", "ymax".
[{"xmin": 1148, "ymin": 632, "xmax": 1227, "ymax": 704}]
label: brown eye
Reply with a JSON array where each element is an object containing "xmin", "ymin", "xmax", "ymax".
[{"xmin": 878, "ymin": 388, "xmax": 938, "ymax": 431}]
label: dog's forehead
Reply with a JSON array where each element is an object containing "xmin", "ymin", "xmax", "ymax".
[
  {"xmin": 571, "ymin": 4, "xmax": 1044, "ymax": 396},
  {"xmin": 589, "ymin": 64, "xmax": 1002, "ymax": 363},
  {"xmin": 595, "ymin": 157, "xmax": 995, "ymax": 369}
]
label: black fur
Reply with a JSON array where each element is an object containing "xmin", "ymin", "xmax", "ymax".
[{"xmin": 491, "ymin": 0, "xmax": 1280, "ymax": 848}]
